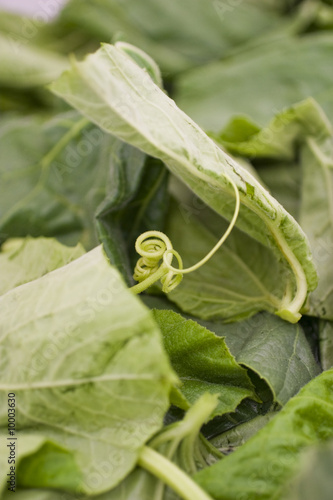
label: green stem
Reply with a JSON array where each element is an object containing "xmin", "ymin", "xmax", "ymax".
[
  {"xmin": 138, "ymin": 446, "xmax": 214, "ymax": 500},
  {"xmin": 130, "ymin": 264, "xmax": 167, "ymax": 294}
]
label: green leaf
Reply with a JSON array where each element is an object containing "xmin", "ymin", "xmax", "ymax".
[
  {"xmin": 195, "ymin": 369, "xmax": 333, "ymax": 500},
  {"xmin": 217, "ymin": 312, "xmax": 321, "ymax": 406},
  {"xmin": 107, "ymin": 394, "xmax": 221, "ymax": 500},
  {"xmin": 175, "ymin": 34, "xmax": 333, "ymax": 131},
  {"xmin": 283, "ymin": 440, "xmax": 333, "ymax": 500},
  {"xmin": 0, "ymin": 246, "xmax": 175, "ymax": 495},
  {"xmin": 0, "ymin": 434, "xmax": 83, "ymax": 494},
  {"xmin": 212, "ymin": 98, "xmax": 333, "ymax": 320},
  {"xmin": 57, "ymin": 0, "xmax": 293, "ymax": 75},
  {"xmin": 96, "ymin": 156, "xmax": 169, "ymax": 285},
  {"xmin": 213, "ymin": 98, "xmax": 332, "ymax": 160},
  {"xmin": 299, "ymin": 134, "xmax": 333, "ymax": 319},
  {"xmin": 143, "ymin": 286, "xmax": 320, "ymax": 409},
  {"xmin": 152, "ymin": 310, "xmax": 258, "ymax": 417},
  {"xmin": 210, "ymin": 413, "xmax": 276, "ymax": 455},
  {"xmin": 0, "ymin": 237, "xmax": 84, "ymax": 295},
  {"xmin": 0, "ymin": 32, "xmax": 68, "ymax": 88},
  {"xmin": 255, "ymin": 161, "xmax": 301, "ymax": 220},
  {"xmin": 17, "ymin": 440, "xmax": 82, "ymax": 491},
  {"xmin": 164, "ymin": 197, "xmax": 288, "ymax": 322},
  {"xmin": 147, "ymin": 285, "xmax": 320, "ymax": 405},
  {"xmin": 0, "ymin": 110, "xmax": 146, "ymax": 250},
  {"xmin": 50, "ymin": 43, "xmax": 317, "ymax": 322},
  {"xmin": 2, "ymin": 492, "xmax": 64, "ymax": 500},
  {"xmin": 319, "ymin": 320, "xmax": 333, "ymax": 370}
]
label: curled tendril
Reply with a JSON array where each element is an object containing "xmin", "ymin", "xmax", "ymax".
[
  {"xmin": 133, "ymin": 231, "xmax": 183, "ymax": 293},
  {"xmin": 131, "ymin": 174, "xmax": 240, "ymax": 295}
]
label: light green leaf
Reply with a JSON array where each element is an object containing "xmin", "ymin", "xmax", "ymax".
[
  {"xmin": 2, "ymin": 492, "xmax": 65, "ymax": 500},
  {"xmin": 210, "ymin": 99, "xmax": 331, "ymax": 220},
  {"xmin": 283, "ymin": 440, "xmax": 333, "ymax": 500},
  {"xmin": 0, "ymin": 110, "xmax": 145, "ymax": 250},
  {"xmin": 0, "ymin": 237, "xmax": 84, "ymax": 295},
  {"xmin": 0, "ymin": 434, "xmax": 82, "ymax": 498},
  {"xmin": 16, "ymin": 437, "xmax": 81, "ymax": 492},
  {"xmin": 195, "ymin": 368, "xmax": 333, "ymax": 500},
  {"xmin": 0, "ymin": 246, "xmax": 174, "ymax": 495},
  {"xmin": 107, "ymin": 394, "xmax": 221, "ymax": 500},
  {"xmin": 0, "ymin": 32, "xmax": 68, "ymax": 88},
  {"xmin": 50, "ymin": 43, "xmax": 317, "ymax": 322},
  {"xmin": 213, "ymin": 98, "xmax": 332, "ymax": 160},
  {"xmin": 175, "ymin": 34, "xmax": 333, "ymax": 131},
  {"xmin": 165, "ymin": 198, "xmax": 288, "ymax": 322},
  {"xmin": 211, "ymin": 98, "xmax": 333, "ymax": 319},
  {"xmin": 319, "ymin": 320, "xmax": 333, "ymax": 370},
  {"xmin": 152, "ymin": 310, "xmax": 258, "ymax": 417}
]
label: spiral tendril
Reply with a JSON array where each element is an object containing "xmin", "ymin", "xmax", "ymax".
[
  {"xmin": 133, "ymin": 231, "xmax": 183, "ymax": 293},
  {"xmin": 131, "ymin": 174, "xmax": 240, "ymax": 295}
]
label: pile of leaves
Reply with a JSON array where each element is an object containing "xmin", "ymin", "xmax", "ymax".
[{"xmin": 1, "ymin": 1, "xmax": 333, "ymax": 499}]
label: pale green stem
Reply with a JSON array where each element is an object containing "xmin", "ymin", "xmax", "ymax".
[{"xmin": 138, "ymin": 446, "xmax": 214, "ymax": 500}]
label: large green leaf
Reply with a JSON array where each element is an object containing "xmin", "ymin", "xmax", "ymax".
[
  {"xmin": 0, "ymin": 237, "xmax": 84, "ymax": 295},
  {"xmin": 195, "ymin": 369, "xmax": 333, "ymax": 500},
  {"xmin": 1, "ymin": 396, "xmax": 219, "ymax": 500},
  {"xmin": 211, "ymin": 98, "xmax": 333, "ymax": 319},
  {"xmin": 56, "ymin": 0, "xmax": 294, "ymax": 75},
  {"xmin": 0, "ymin": 110, "xmax": 145, "ymax": 249},
  {"xmin": 50, "ymin": 43, "xmax": 317, "ymax": 323},
  {"xmin": 0, "ymin": 246, "xmax": 174, "ymax": 495},
  {"xmin": 152, "ymin": 310, "xmax": 257, "ymax": 417},
  {"xmin": 175, "ymin": 33, "xmax": 333, "ymax": 131},
  {"xmin": 145, "ymin": 294, "xmax": 320, "ymax": 406}
]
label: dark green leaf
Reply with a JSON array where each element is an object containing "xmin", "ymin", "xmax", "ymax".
[
  {"xmin": 153, "ymin": 309, "xmax": 258, "ymax": 417},
  {"xmin": 0, "ymin": 111, "xmax": 145, "ymax": 250},
  {"xmin": 210, "ymin": 413, "xmax": 276, "ymax": 455},
  {"xmin": 96, "ymin": 157, "xmax": 169, "ymax": 285},
  {"xmin": 195, "ymin": 369, "xmax": 333, "ymax": 500}
]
